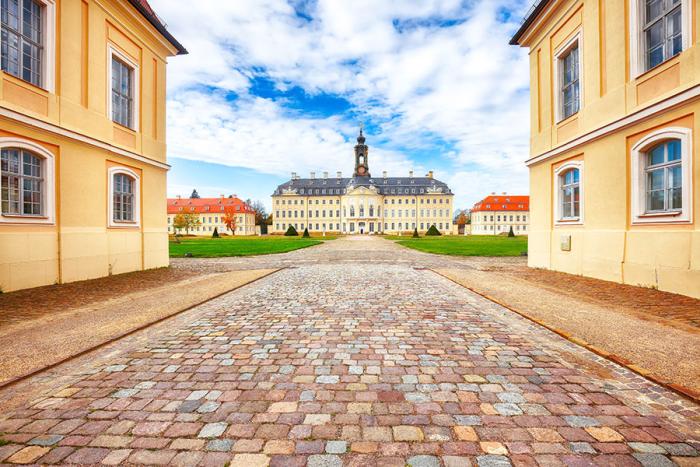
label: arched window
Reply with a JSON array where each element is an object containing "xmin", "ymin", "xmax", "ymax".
[
  {"xmin": 1, "ymin": 148, "xmax": 43, "ymax": 216},
  {"xmin": 559, "ymin": 168, "xmax": 580, "ymax": 219},
  {"xmin": 108, "ymin": 167, "xmax": 140, "ymax": 227},
  {"xmin": 0, "ymin": 139, "xmax": 55, "ymax": 224},
  {"xmin": 631, "ymin": 128, "xmax": 691, "ymax": 224},
  {"xmin": 643, "ymin": 140, "xmax": 681, "ymax": 212}
]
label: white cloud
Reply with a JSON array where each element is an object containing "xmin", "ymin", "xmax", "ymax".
[{"xmin": 150, "ymin": 0, "xmax": 532, "ymax": 206}]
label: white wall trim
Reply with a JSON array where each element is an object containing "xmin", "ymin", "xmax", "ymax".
[
  {"xmin": 0, "ymin": 137, "xmax": 55, "ymax": 225},
  {"xmin": 107, "ymin": 166, "xmax": 141, "ymax": 228},
  {"xmin": 526, "ymin": 84, "xmax": 700, "ymax": 166},
  {"xmin": 630, "ymin": 127, "xmax": 692, "ymax": 224},
  {"xmin": 107, "ymin": 44, "xmax": 140, "ymax": 132},
  {"xmin": 0, "ymin": 106, "xmax": 169, "ymax": 170},
  {"xmin": 553, "ymin": 29, "xmax": 583, "ymax": 123},
  {"xmin": 553, "ymin": 160, "xmax": 584, "ymax": 226},
  {"xmin": 629, "ymin": 0, "xmax": 692, "ymax": 79}
]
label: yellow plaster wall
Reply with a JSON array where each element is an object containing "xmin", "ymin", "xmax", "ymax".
[
  {"xmin": 0, "ymin": 0, "xmax": 176, "ymax": 292},
  {"xmin": 527, "ymin": 101, "xmax": 700, "ymax": 298}
]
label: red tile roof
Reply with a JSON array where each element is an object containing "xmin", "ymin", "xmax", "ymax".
[
  {"xmin": 167, "ymin": 197, "xmax": 255, "ymax": 215},
  {"xmin": 472, "ymin": 195, "xmax": 529, "ymax": 212}
]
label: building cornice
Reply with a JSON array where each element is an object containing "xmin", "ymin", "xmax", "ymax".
[
  {"xmin": 526, "ymin": 84, "xmax": 700, "ymax": 167},
  {"xmin": 0, "ymin": 105, "xmax": 170, "ymax": 170}
]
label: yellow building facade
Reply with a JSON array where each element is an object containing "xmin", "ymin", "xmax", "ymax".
[
  {"xmin": 512, "ymin": 0, "xmax": 699, "ymax": 298},
  {"xmin": 271, "ymin": 131, "xmax": 455, "ymax": 235},
  {"xmin": 0, "ymin": 0, "xmax": 185, "ymax": 292}
]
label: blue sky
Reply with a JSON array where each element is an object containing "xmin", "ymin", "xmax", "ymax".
[{"xmin": 151, "ymin": 0, "xmax": 533, "ymax": 211}]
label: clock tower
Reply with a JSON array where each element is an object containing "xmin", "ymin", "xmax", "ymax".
[{"xmin": 353, "ymin": 128, "xmax": 370, "ymax": 177}]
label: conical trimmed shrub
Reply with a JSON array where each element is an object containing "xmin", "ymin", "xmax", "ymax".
[
  {"xmin": 426, "ymin": 225, "xmax": 441, "ymax": 236},
  {"xmin": 412, "ymin": 228, "xmax": 419, "ymax": 238},
  {"xmin": 302, "ymin": 228, "xmax": 310, "ymax": 238},
  {"xmin": 284, "ymin": 225, "xmax": 299, "ymax": 236},
  {"xmin": 212, "ymin": 227, "xmax": 220, "ymax": 238}
]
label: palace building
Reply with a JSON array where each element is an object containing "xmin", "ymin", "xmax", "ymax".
[
  {"xmin": 0, "ymin": 0, "xmax": 185, "ymax": 292},
  {"xmin": 470, "ymin": 194, "xmax": 529, "ymax": 236},
  {"xmin": 511, "ymin": 0, "xmax": 699, "ymax": 298},
  {"xmin": 167, "ymin": 196, "xmax": 256, "ymax": 236},
  {"xmin": 271, "ymin": 131, "xmax": 454, "ymax": 235}
]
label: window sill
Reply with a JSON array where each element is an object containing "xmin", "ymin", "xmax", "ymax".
[
  {"xmin": 1, "ymin": 214, "xmax": 49, "ymax": 219},
  {"xmin": 555, "ymin": 112, "xmax": 579, "ymax": 127},
  {"xmin": 638, "ymin": 211, "xmax": 681, "ymax": 218},
  {"xmin": 633, "ymin": 54, "xmax": 681, "ymax": 82},
  {"xmin": 1, "ymin": 71, "xmax": 49, "ymax": 95},
  {"xmin": 555, "ymin": 218, "xmax": 583, "ymax": 226},
  {"xmin": 112, "ymin": 121, "xmax": 138, "ymax": 134}
]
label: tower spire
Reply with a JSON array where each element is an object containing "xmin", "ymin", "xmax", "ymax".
[{"xmin": 354, "ymin": 125, "xmax": 369, "ymax": 177}]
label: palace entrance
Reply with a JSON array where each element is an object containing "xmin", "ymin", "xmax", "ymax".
[{"xmin": 359, "ymin": 222, "xmax": 366, "ymax": 234}]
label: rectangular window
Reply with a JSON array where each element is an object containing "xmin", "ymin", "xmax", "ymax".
[
  {"xmin": 111, "ymin": 55, "xmax": 135, "ymax": 128},
  {"xmin": 643, "ymin": 0, "xmax": 683, "ymax": 71},
  {"xmin": 558, "ymin": 41, "xmax": 580, "ymax": 120},
  {"xmin": 1, "ymin": 0, "xmax": 43, "ymax": 87}
]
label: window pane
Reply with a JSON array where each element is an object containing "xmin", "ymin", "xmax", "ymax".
[
  {"xmin": 647, "ymin": 144, "xmax": 665, "ymax": 165},
  {"xmin": 666, "ymin": 139, "xmax": 681, "ymax": 161},
  {"xmin": 645, "ymin": 0, "xmax": 663, "ymax": 22},
  {"xmin": 648, "ymin": 169, "xmax": 664, "ymax": 190},
  {"xmin": 667, "ymin": 8, "xmax": 682, "ymax": 57}
]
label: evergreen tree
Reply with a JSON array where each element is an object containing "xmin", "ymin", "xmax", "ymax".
[
  {"xmin": 302, "ymin": 227, "xmax": 310, "ymax": 238},
  {"xmin": 508, "ymin": 226, "xmax": 515, "ymax": 237},
  {"xmin": 412, "ymin": 228, "xmax": 419, "ymax": 238},
  {"xmin": 426, "ymin": 225, "xmax": 441, "ymax": 236},
  {"xmin": 285, "ymin": 225, "xmax": 299, "ymax": 236}
]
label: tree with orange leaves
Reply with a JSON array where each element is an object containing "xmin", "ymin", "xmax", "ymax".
[{"xmin": 223, "ymin": 206, "xmax": 238, "ymax": 235}]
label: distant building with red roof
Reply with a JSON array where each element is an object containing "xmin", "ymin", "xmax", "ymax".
[
  {"xmin": 167, "ymin": 195, "xmax": 256, "ymax": 236},
  {"xmin": 470, "ymin": 193, "xmax": 529, "ymax": 236}
]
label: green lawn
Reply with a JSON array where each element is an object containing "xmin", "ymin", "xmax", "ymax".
[
  {"xmin": 387, "ymin": 235, "xmax": 528, "ymax": 257},
  {"xmin": 169, "ymin": 236, "xmax": 329, "ymax": 258}
]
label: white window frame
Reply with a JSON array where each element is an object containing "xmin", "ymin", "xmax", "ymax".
[
  {"xmin": 553, "ymin": 30, "xmax": 583, "ymax": 123},
  {"xmin": 554, "ymin": 160, "xmax": 584, "ymax": 225},
  {"xmin": 629, "ymin": 0, "xmax": 691, "ymax": 78},
  {"xmin": 108, "ymin": 166, "xmax": 140, "ymax": 228},
  {"xmin": 0, "ymin": 0, "xmax": 56, "ymax": 92},
  {"xmin": 631, "ymin": 127, "xmax": 692, "ymax": 224},
  {"xmin": 0, "ymin": 137, "xmax": 55, "ymax": 224},
  {"xmin": 107, "ymin": 44, "xmax": 139, "ymax": 131}
]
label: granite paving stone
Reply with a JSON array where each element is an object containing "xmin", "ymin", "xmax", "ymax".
[{"xmin": 0, "ymin": 238, "xmax": 698, "ymax": 466}]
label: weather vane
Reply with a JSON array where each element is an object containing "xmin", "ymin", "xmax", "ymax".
[{"xmin": 359, "ymin": 122, "xmax": 364, "ymax": 134}]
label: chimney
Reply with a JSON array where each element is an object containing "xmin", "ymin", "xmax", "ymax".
[
  {"xmin": 491, "ymin": 192, "xmax": 496, "ymax": 195},
  {"xmin": 291, "ymin": 172, "xmax": 297, "ymax": 180},
  {"xmin": 337, "ymin": 171, "xmax": 342, "ymax": 178},
  {"xmin": 220, "ymin": 194, "xmax": 225, "ymax": 198},
  {"xmin": 383, "ymin": 171, "xmax": 387, "ymax": 178},
  {"xmin": 323, "ymin": 171, "xmax": 328, "ymax": 179},
  {"xmin": 427, "ymin": 171, "xmax": 434, "ymax": 179},
  {"xmin": 176, "ymin": 195, "xmax": 181, "ymax": 199},
  {"xmin": 310, "ymin": 171, "xmax": 315, "ymax": 179},
  {"xmin": 409, "ymin": 170, "xmax": 413, "ymax": 178},
  {"xmin": 502, "ymin": 192, "xmax": 507, "ymax": 195}
]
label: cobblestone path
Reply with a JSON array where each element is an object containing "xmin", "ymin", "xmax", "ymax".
[{"xmin": 0, "ymin": 241, "xmax": 698, "ymax": 466}]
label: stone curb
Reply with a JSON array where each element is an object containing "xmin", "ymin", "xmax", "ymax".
[
  {"xmin": 430, "ymin": 269, "xmax": 700, "ymax": 403},
  {"xmin": 0, "ymin": 268, "xmax": 282, "ymax": 391}
]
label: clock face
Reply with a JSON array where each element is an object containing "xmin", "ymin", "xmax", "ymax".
[{"xmin": 358, "ymin": 166, "xmax": 366, "ymax": 175}]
